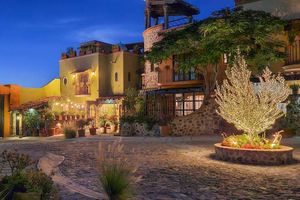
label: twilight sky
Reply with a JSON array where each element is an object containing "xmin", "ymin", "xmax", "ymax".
[{"xmin": 0, "ymin": 0, "xmax": 234, "ymax": 87}]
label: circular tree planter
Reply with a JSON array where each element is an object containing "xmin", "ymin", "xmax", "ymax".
[{"xmin": 214, "ymin": 143, "xmax": 294, "ymax": 165}]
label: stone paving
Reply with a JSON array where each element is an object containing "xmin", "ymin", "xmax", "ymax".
[{"xmin": 0, "ymin": 135, "xmax": 299, "ymax": 200}]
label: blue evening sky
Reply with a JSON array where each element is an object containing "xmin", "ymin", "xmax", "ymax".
[{"xmin": 0, "ymin": 0, "xmax": 234, "ymax": 87}]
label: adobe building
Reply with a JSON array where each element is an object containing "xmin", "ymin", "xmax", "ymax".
[{"xmin": 59, "ymin": 40, "xmax": 143, "ymax": 123}]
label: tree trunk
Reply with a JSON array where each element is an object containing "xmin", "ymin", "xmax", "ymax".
[{"xmin": 202, "ymin": 64, "xmax": 219, "ymax": 105}]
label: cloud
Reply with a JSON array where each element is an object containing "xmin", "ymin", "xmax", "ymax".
[
  {"xmin": 70, "ymin": 25, "xmax": 142, "ymax": 44},
  {"xmin": 16, "ymin": 17, "xmax": 84, "ymax": 29}
]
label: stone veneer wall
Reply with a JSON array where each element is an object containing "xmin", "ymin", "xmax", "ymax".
[
  {"xmin": 143, "ymin": 24, "xmax": 163, "ymax": 89},
  {"xmin": 171, "ymin": 98, "xmax": 225, "ymax": 136},
  {"xmin": 215, "ymin": 143, "xmax": 294, "ymax": 165},
  {"xmin": 120, "ymin": 122, "xmax": 160, "ymax": 136}
]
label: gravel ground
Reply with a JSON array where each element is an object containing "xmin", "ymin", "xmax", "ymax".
[{"xmin": 0, "ymin": 135, "xmax": 299, "ymax": 200}]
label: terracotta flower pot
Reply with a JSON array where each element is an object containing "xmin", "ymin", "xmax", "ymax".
[
  {"xmin": 78, "ymin": 129, "xmax": 85, "ymax": 137},
  {"xmin": 109, "ymin": 125, "xmax": 117, "ymax": 133},
  {"xmin": 89, "ymin": 128, "xmax": 97, "ymax": 135},
  {"xmin": 159, "ymin": 125, "xmax": 171, "ymax": 136},
  {"xmin": 99, "ymin": 127, "xmax": 106, "ymax": 134}
]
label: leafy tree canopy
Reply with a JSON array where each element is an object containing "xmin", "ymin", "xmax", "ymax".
[{"xmin": 146, "ymin": 7, "xmax": 287, "ymax": 73}]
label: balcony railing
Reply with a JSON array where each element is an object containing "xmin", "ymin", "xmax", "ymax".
[
  {"xmin": 286, "ymin": 39, "xmax": 300, "ymax": 65},
  {"xmin": 166, "ymin": 17, "xmax": 193, "ymax": 30}
]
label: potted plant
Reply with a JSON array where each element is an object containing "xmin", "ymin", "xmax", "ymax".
[
  {"xmin": 99, "ymin": 115, "xmax": 108, "ymax": 134},
  {"xmin": 87, "ymin": 118, "xmax": 97, "ymax": 135},
  {"xmin": 76, "ymin": 119, "xmax": 87, "ymax": 137},
  {"xmin": 108, "ymin": 117, "xmax": 119, "ymax": 133},
  {"xmin": 290, "ymin": 84, "xmax": 300, "ymax": 95},
  {"xmin": 158, "ymin": 118, "xmax": 171, "ymax": 136},
  {"xmin": 44, "ymin": 111, "xmax": 55, "ymax": 136},
  {"xmin": 281, "ymin": 99, "xmax": 300, "ymax": 137}
]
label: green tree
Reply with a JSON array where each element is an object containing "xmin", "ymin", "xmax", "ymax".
[
  {"xmin": 146, "ymin": 8, "xmax": 286, "ymax": 103},
  {"xmin": 23, "ymin": 109, "xmax": 41, "ymax": 136}
]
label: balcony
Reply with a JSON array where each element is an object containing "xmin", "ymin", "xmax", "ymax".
[{"xmin": 75, "ymin": 84, "xmax": 91, "ymax": 96}]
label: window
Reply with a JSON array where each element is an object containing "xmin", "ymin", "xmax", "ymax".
[
  {"xmin": 63, "ymin": 77, "xmax": 68, "ymax": 86},
  {"xmin": 175, "ymin": 92, "xmax": 204, "ymax": 116},
  {"xmin": 173, "ymin": 55, "xmax": 198, "ymax": 81},
  {"xmin": 115, "ymin": 72, "xmax": 118, "ymax": 82},
  {"xmin": 128, "ymin": 72, "xmax": 131, "ymax": 82},
  {"xmin": 75, "ymin": 73, "xmax": 90, "ymax": 95}
]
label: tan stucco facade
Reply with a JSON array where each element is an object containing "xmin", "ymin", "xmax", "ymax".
[{"xmin": 59, "ymin": 51, "xmax": 141, "ymax": 103}]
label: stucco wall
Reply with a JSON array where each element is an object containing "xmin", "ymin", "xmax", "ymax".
[
  {"xmin": 239, "ymin": 0, "xmax": 300, "ymax": 20},
  {"xmin": 60, "ymin": 53, "xmax": 100, "ymax": 103},
  {"xmin": 124, "ymin": 52, "xmax": 142, "ymax": 90},
  {"xmin": 20, "ymin": 79, "xmax": 61, "ymax": 104}
]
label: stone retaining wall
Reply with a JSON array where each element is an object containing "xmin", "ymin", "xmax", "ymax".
[
  {"xmin": 214, "ymin": 143, "xmax": 294, "ymax": 165},
  {"xmin": 120, "ymin": 122, "xmax": 160, "ymax": 136},
  {"xmin": 171, "ymin": 99, "xmax": 227, "ymax": 136}
]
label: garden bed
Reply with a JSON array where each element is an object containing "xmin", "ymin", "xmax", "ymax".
[{"xmin": 214, "ymin": 143, "xmax": 294, "ymax": 165}]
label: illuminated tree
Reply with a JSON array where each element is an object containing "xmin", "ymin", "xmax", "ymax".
[{"xmin": 215, "ymin": 54, "xmax": 290, "ymax": 143}]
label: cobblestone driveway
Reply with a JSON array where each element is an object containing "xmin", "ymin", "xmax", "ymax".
[{"xmin": 0, "ymin": 135, "xmax": 299, "ymax": 200}]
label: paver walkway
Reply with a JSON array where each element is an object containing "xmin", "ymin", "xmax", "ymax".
[{"xmin": 38, "ymin": 152, "xmax": 106, "ymax": 200}]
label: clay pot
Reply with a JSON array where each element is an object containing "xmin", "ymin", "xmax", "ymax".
[
  {"xmin": 78, "ymin": 129, "xmax": 85, "ymax": 137},
  {"xmin": 89, "ymin": 128, "xmax": 97, "ymax": 135},
  {"xmin": 159, "ymin": 125, "xmax": 171, "ymax": 136}
]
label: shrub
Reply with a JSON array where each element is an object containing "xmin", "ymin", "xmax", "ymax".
[
  {"xmin": 64, "ymin": 128, "xmax": 77, "ymax": 139},
  {"xmin": 120, "ymin": 115, "xmax": 158, "ymax": 131},
  {"xmin": 0, "ymin": 150, "xmax": 33, "ymax": 175},
  {"xmin": 76, "ymin": 119, "xmax": 87, "ymax": 130},
  {"xmin": 99, "ymin": 115, "xmax": 108, "ymax": 127},
  {"xmin": 0, "ymin": 151, "xmax": 55, "ymax": 200},
  {"xmin": 98, "ymin": 140, "xmax": 141, "ymax": 200},
  {"xmin": 25, "ymin": 170, "xmax": 54, "ymax": 200},
  {"xmin": 222, "ymin": 132, "xmax": 282, "ymax": 149},
  {"xmin": 215, "ymin": 53, "xmax": 290, "ymax": 146}
]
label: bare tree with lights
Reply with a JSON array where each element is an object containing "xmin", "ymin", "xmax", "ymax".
[{"xmin": 215, "ymin": 54, "xmax": 291, "ymax": 144}]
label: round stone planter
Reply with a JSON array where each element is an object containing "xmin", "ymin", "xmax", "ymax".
[{"xmin": 214, "ymin": 143, "xmax": 294, "ymax": 165}]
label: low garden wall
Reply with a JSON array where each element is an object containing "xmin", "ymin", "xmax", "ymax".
[
  {"xmin": 171, "ymin": 99, "xmax": 225, "ymax": 136},
  {"xmin": 120, "ymin": 122, "xmax": 160, "ymax": 136},
  {"xmin": 214, "ymin": 143, "xmax": 294, "ymax": 165}
]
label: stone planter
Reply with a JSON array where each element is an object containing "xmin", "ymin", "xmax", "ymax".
[{"xmin": 214, "ymin": 143, "xmax": 294, "ymax": 165}]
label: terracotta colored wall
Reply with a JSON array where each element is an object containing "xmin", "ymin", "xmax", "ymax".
[{"xmin": 0, "ymin": 85, "xmax": 21, "ymax": 137}]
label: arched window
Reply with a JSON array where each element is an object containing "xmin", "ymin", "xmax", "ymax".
[
  {"xmin": 128, "ymin": 72, "xmax": 131, "ymax": 82},
  {"xmin": 63, "ymin": 77, "xmax": 68, "ymax": 86},
  {"xmin": 115, "ymin": 72, "xmax": 118, "ymax": 82}
]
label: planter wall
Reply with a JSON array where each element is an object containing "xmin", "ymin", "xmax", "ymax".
[{"xmin": 214, "ymin": 143, "xmax": 294, "ymax": 165}]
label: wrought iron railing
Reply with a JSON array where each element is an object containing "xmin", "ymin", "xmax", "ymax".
[
  {"xmin": 167, "ymin": 17, "xmax": 193, "ymax": 29},
  {"xmin": 286, "ymin": 39, "xmax": 300, "ymax": 65}
]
